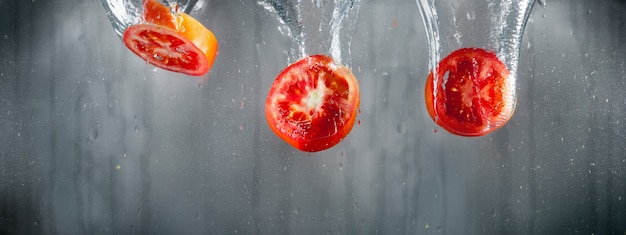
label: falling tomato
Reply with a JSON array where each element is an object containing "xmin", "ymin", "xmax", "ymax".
[
  {"xmin": 425, "ymin": 48, "xmax": 515, "ymax": 136},
  {"xmin": 123, "ymin": 0, "xmax": 218, "ymax": 76},
  {"xmin": 265, "ymin": 55, "xmax": 360, "ymax": 152}
]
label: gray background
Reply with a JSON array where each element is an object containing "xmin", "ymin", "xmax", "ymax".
[{"xmin": 1, "ymin": 0, "xmax": 625, "ymax": 234}]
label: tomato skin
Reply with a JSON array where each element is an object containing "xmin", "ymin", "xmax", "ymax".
[
  {"xmin": 266, "ymin": 55, "xmax": 360, "ymax": 152},
  {"xmin": 122, "ymin": 0, "xmax": 218, "ymax": 76},
  {"xmin": 425, "ymin": 48, "xmax": 514, "ymax": 136}
]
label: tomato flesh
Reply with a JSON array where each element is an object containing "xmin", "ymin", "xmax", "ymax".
[
  {"xmin": 425, "ymin": 48, "xmax": 514, "ymax": 136},
  {"xmin": 124, "ymin": 25, "xmax": 208, "ymax": 75},
  {"xmin": 266, "ymin": 55, "xmax": 360, "ymax": 152},
  {"xmin": 122, "ymin": 0, "xmax": 218, "ymax": 76}
]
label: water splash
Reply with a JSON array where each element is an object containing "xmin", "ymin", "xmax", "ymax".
[
  {"xmin": 257, "ymin": 0, "xmax": 306, "ymax": 62},
  {"xmin": 416, "ymin": 0, "xmax": 536, "ymax": 82},
  {"xmin": 416, "ymin": 0, "xmax": 536, "ymax": 128},
  {"xmin": 415, "ymin": 0, "xmax": 441, "ymax": 99},
  {"xmin": 259, "ymin": 0, "xmax": 363, "ymax": 66},
  {"xmin": 329, "ymin": 0, "xmax": 363, "ymax": 66},
  {"xmin": 100, "ymin": 0, "xmax": 199, "ymax": 39}
]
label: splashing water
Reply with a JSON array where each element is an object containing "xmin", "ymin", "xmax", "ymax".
[
  {"xmin": 258, "ymin": 0, "xmax": 363, "ymax": 66},
  {"xmin": 100, "ymin": 0, "xmax": 200, "ymax": 39},
  {"xmin": 415, "ymin": 0, "xmax": 536, "ymax": 127},
  {"xmin": 416, "ymin": 0, "xmax": 536, "ymax": 84},
  {"xmin": 415, "ymin": 0, "xmax": 441, "ymax": 100}
]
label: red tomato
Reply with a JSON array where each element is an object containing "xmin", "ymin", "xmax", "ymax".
[
  {"xmin": 425, "ymin": 48, "xmax": 515, "ymax": 136},
  {"xmin": 265, "ymin": 55, "xmax": 360, "ymax": 152},
  {"xmin": 123, "ymin": 0, "xmax": 218, "ymax": 76}
]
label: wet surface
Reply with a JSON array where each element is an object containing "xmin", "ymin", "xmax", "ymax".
[{"xmin": 0, "ymin": 0, "xmax": 625, "ymax": 234}]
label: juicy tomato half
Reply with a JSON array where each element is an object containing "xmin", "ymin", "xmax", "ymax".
[
  {"xmin": 265, "ymin": 55, "xmax": 360, "ymax": 152},
  {"xmin": 425, "ymin": 48, "xmax": 515, "ymax": 136},
  {"xmin": 123, "ymin": 0, "xmax": 218, "ymax": 76}
]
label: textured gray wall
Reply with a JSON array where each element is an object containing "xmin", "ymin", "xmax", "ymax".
[{"xmin": 0, "ymin": 0, "xmax": 625, "ymax": 234}]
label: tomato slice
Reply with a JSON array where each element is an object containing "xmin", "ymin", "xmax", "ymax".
[
  {"xmin": 425, "ymin": 48, "xmax": 515, "ymax": 136},
  {"xmin": 265, "ymin": 55, "xmax": 360, "ymax": 152},
  {"xmin": 122, "ymin": 0, "xmax": 218, "ymax": 76}
]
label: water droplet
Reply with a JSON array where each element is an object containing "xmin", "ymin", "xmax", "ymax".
[
  {"xmin": 491, "ymin": 209, "xmax": 497, "ymax": 217},
  {"xmin": 294, "ymin": 206, "xmax": 300, "ymax": 214},
  {"xmin": 396, "ymin": 122, "xmax": 406, "ymax": 134},
  {"xmin": 466, "ymin": 10, "xmax": 476, "ymax": 20},
  {"xmin": 89, "ymin": 128, "xmax": 98, "ymax": 140},
  {"xmin": 339, "ymin": 162, "xmax": 343, "ymax": 170},
  {"xmin": 134, "ymin": 125, "xmax": 140, "ymax": 132},
  {"xmin": 153, "ymin": 53, "xmax": 164, "ymax": 61}
]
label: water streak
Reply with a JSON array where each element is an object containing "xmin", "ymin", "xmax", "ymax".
[
  {"xmin": 257, "ymin": 0, "xmax": 306, "ymax": 62},
  {"xmin": 415, "ymin": 0, "xmax": 441, "ymax": 103},
  {"xmin": 259, "ymin": 0, "xmax": 362, "ymax": 65},
  {"xmin": 329, "ymin": 0, "xmax": 363, "ymax": 66},
  {"xmin": 100, "ymin": 0, "xmax": 199, "ymax": 39}
]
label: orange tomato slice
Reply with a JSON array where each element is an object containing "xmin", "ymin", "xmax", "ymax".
[
  {"xmin": 425, "ymin": 48, "xmax": 515, "ymax": 136},
  {"xmin": 265, "ymin": 55, "xmax": 360, "ymax": 152},
  {"xmin": 123, "ymin": 0, "xmax": 218, "ymax": 76}
]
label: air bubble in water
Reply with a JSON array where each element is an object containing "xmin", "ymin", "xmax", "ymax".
[
  {"xmin": 466, "ymin": 10, "xmax": 476, "ymax": 20},
  {"xmin": 396, "ymin": 122, "xmax": 407, "ymax": 134},
  {"xmin": 89, "ymin": 128, "xmax": 98, "ymax": 140}
]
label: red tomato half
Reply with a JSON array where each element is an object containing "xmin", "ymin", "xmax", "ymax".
[
  {"xmin": 425, "ymin": 48, "xmax": 515, "ymax": 136},
  {"xmin": 123, "ymin": 0, "xmax": 218, "ymax": 76},
  {"xmin": 266, "ymin": 55, "xmax": 360, "ymax": 152}
]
